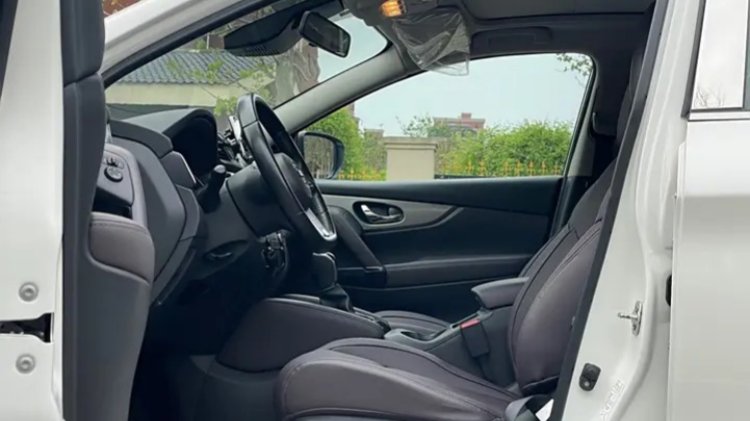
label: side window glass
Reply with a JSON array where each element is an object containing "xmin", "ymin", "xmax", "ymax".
[
  {"xmin": 691, "ymin": 0, "xmax": 749, "ymax": 110},
  {"xmin": 307, "ymin": 53, "xmax": 591, "ymax": 181}
]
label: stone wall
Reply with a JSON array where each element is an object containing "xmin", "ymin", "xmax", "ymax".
[{"xmin": 383, "ymin": 137, "xmax": 440, "ymax": 181}]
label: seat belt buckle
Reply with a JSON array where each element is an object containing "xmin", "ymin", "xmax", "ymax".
[{"xmin": 459, "ymin": 318, "xmax": 490, "ymax": 357}]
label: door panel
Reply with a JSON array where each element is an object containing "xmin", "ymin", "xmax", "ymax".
[
  {"xmin": 320, "ymin": 176, "xmax": 562, "ymax": 214},
  {"xmin": 319, "ymin": 176, "xmax": 562, "ymax": 321}
]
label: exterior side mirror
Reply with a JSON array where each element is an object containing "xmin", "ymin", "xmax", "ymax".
[{"xmin": 296, "ymin": 131, "xmax": 345, "ymax": 179}]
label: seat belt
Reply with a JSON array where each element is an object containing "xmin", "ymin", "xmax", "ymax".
[
  {"xmin": 590, "ymin": 110, "xmax": 618, "ymax": 180},
  {"xmin": 592, "ymin": 133, "xmax": 615, "ymax": 180}
]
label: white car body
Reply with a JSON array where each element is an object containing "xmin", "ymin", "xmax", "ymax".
[
  {"xmin": 1, "ymin": 0, "xmax": 748, "ymax": 419},
  {"xmin": 0, "ymin": 1, "xmax": 65, "ymax": 419}
]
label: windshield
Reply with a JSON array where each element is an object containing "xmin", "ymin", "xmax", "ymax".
[{"xmin": 106, "ymin": 3, "xmax": 387, "ymax": 120}]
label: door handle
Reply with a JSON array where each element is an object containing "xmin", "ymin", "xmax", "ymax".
[{"xmin": 359, "ymin": 204, "xmax": 403, "ymax": 224}]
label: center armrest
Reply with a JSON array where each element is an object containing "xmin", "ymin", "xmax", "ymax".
[{"xmin": 471, "ymin": 277, "xmax": 528, "ymax": 310}]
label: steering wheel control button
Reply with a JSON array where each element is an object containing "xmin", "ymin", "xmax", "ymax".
[{"xmin": 105, "ymin": 166, "xmax": 124, "ymax": 183}]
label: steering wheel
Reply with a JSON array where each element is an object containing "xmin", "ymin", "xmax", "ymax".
[{"xmin": 235, "ymin": 94, "xmax": 337, "ymax": 252}]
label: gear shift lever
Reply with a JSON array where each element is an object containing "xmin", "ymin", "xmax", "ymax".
[{"xmin": 312, "ymin": 252, "xmax": 353, "ymax": 312}]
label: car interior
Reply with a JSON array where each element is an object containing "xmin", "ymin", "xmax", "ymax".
[{"xmin": 64, "ymin": 0, "xmax": 657, "ymax": 420}]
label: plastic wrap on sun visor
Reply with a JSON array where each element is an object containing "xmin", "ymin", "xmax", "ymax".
[
  {"xmin": 342, "ymin": 0, "xmax": 469, "ymax": 75},
  {"xmin": 390, "ymin": 9, "xmax": 469, "ymax": 75}
]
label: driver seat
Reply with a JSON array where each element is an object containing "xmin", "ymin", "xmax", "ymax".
[{"xmin": 275, "ymin": 46, "xmax": 644, "ymax": 420}]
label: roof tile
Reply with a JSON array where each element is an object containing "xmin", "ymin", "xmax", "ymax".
[{"xmin": 120, "ymin": 49, "xmax": 269, "ymax": 85}]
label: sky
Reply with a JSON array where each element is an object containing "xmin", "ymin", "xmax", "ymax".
[{"xmin": 314, "ymin": 16, "xmax": 589, "ymax": 136}]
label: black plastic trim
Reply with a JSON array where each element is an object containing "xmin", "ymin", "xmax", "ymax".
[
  {"xmin": 548, "ymin": 175, "xmax": 591, "ymax": 235},
  {"xmin": 124, "ymin": 108, "xmax": 216, "ymax": 139},
  {"xmin": 330, "ymin": 207, "xmax": 384, "ymax": 270},
  {"xmin": 0, "ymin": 0, "xmax": 17, "ymax": 98},
  {"xmin": 319, "ymin": 177, "xmax": 562, "ymax": 216},
  {"xmin": 111, "ymin": 119, "xmax": 173, "ymax": 157},
  {"xmin": 113, "ymin": 137, "xmax": 187, "ymax": 281},
  {"xmin": 551, "ymin": 1, "xmax": 668, "ymax": 419},
  {"xmin": 384, "ymin": 255, "xmax": 529, "ymax": 288}
]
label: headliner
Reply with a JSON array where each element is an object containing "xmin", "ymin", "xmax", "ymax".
[{"xmin": 465, "ymin": 0, "xmax": 654, "ymax": 19}]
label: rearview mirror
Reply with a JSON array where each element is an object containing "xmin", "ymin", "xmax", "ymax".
[
  {"xmin": 297, "ymin": 131, "xmax": 345, "ymax": 179},
  {"xmin": 299, "ymin": 12, "xmax": 351, "ymax": 58},
  {"xmin": 224, "ymin": 11, "xmax": 301, "ymax": 57},
  {"xmin": 224, "ymin": 8, "xmax": 350, "ymax": 58}
]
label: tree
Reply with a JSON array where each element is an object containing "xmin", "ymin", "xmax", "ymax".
[
  {"xmin": 395, "ymin": 115, "xmax": 573, "ymax": 177},
  {"xmin": 401, "ymin": 115, "xmax": 454, "ymax": 138},
  {"xmin": 555, "ymin": 53, "xmax": 593, "ymax": 85},
  {"xmin": 444, "ymin": 121, "xmax": 572, "ymax": 176},
  {"xmin": 308, "ymin": 109, "xmax": 366, "ymax": 174}
]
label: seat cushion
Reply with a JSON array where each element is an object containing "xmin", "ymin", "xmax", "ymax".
[
  {"xmin": 375, "ymin": 310, "xmax": 450, "ymax": 336},
  {"xmin": 277, "ymin": 338, "xmax": 518, "ymax": 421}
]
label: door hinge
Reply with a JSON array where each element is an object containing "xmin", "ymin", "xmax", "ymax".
[{"xmin": 617, "ymin": 301, "xmax": 642, "ymax": 336}]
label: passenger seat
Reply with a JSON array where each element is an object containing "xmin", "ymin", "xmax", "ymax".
[{"xmin": 376, "ymin": 44, "xmax": 643, "ymax": 336}]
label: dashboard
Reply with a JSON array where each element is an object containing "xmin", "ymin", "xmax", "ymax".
[{"xmin": 96, "ymin": 108, "xmax": 271, "ymax": 352}]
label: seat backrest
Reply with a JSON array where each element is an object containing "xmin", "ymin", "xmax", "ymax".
[{"xmin": 506, "ymin": 46, "xmax": 644, "ymax": 395}]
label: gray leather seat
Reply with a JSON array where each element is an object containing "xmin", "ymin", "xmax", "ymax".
[
  {"xmin": 374, "ymin": 161, "xmax": 613, "ymax": 336},
  {"xmin": 275, "ymin": 47, "xmax": 644, "ymax": 420},
  {"xmin": 375, "ymin": 168, "xmax": 613, "ymax": 336},
  {"xmin": 277, "ymin": 194, "xmax": 609, "ymax": 420}
]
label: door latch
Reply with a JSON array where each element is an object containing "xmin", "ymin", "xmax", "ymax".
[{"xmin": 617, "ymin": 301, "xmax": 642, "ymax": 336}]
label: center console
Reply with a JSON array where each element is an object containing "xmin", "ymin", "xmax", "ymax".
[
  {"xmin": 218, "ymin": 251, "xmax": 529, "ymax": 387},
  {"xmin": 216, "ymin": 253, "xmax": 389, "ymax": 372},
  {"xmin": 386, "ymin": 277, "xmax": 528, "ymax": 383}
]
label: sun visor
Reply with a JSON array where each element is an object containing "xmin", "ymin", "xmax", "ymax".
[{"xmin": 344, "ymin": 0, "xmax": 470, "ymax": 74}]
